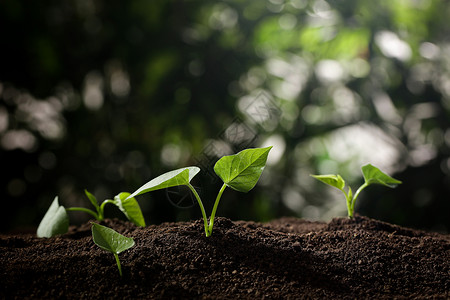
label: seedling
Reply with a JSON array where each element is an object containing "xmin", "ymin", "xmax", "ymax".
[
  {"xmin": 126, "ymin": 146, "xmax": 272, "ymax": 237},
  {"xmin": 37, "ymin": 190, "xmax": 145, "ymax": 238},
  {"xmin": 66, "ymin": 190, "xmax": 145, "ymax": 226},
  {"xmin": 36, "ymin": 196, "xmax": 69, "ymax": 238},
  {"xmin": 311, "ymin": 164, "xmax": 402, "ymax": 218},
  {"xmin": 91, "ymin": 222, "xmax": 135, "ymax": 276}
]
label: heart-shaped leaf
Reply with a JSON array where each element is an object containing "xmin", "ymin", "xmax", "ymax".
[
  {"xmin": 91, "ymin": 222, "xmax": 135, "ymax": 255},
  {"xmin": 310, "ymin": 174, "xmax": 346, "ymax": 191},
  {"xmin": 361, "ymin": 164, "xmax": 402, "ymax": 188},
  {"xmin": 127, "ymin": 166, "xmax": 200, "ymax": 199},
  {"xmin": 214, "ymin": 146, "xmax": 272, "ymax": 193},
  {"xmin": 114, "ymin": 192, "xmax": 146, "ymax": 227},
  {"xmin": 37, "ymin": 197, "xmax": 69, "ymax": 238}
]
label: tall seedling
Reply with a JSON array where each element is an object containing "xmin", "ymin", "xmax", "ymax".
[{"xmin": 127, "ymin": 146, "xmax": 272, "ymax": 237}]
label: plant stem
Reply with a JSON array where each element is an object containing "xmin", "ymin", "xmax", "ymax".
[
  {"xmin": 99, "ymin": 200, "xmax": 115, "ymax": 220},
  {"xmin": 345, "ymin": 195, "xmax": 353, "ymax": 218},
  {"xmin": 187, "ymin": 183, "xmax": 209, "ymax": 237},
  {"xmin": 350, "ymin": 182, "xmax": 369, "ymax": 218},
  {"xmin": 66, "ymin": 207, "xmax": 99, "ymax": 219},
  {"xmin": 341, "ymin": 187, "xmax": 353, "ymax": 218},
  {"xmin": 207, "ymin": 183, "xmax": 227, "ymax": 236},
  {"xmin": 114, "ymin": 253, "xmax": 122, "ymax": 276}
]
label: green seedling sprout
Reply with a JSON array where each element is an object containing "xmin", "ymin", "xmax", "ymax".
[
  {"xmin": 126, "ymin": 146, "xmax": 272, "ymax": 237},
  {"xmin": 311, "ymin": 163, "xmax": 402, "ymax": 218},
  {"xmin": 37, "ymin": 190, "xmax": 145, "ymax": 238},
  {"xmin": 91, "ymin": 222, "xmax": 135, "ymax": 276},
  {"xmin": 36, "ymin": 197, "xmax": 69, "ymax": 238},
  {"xmin": 66, "ymin": 190, "xmax": 145, "ymax": 226}
]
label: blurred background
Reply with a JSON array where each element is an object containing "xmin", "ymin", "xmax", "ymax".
[{"xmin": 1, "ymin": 0, "xmax": 449, "ymax": 233}]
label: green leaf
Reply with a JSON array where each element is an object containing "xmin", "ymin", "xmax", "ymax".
[
  {"xmin": 361, "ymin": 164, "xmax": 402, "ymax": 188},
  {"xmin": 127, "ymin": 166, "xmax": 200, "ymax": 199},
  {"xmin": 37, "ymin": 196, "xmax": 69, "ymax": 238},
  {"xmin": 310, "ymin": 174, "xmax": 346, "ymax": 191},
  {"xmin": 85, "ymin": 189, "xmax": 99, "ymax": 210},
  {"xmin": 113, "ymin": 192, "xmax": 146, "ymax": 227},
  {"xmin": 214, "ymin": 146, "xmax": 272, "ymax": 193},
  {"xmin": 91, "ymin": 222, "xmax": 135, "ymax": 255}
]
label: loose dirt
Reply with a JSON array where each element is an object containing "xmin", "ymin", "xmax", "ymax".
[{"xmin": 1, "ymin": 215, "xmax": 449, "ymax": 299}]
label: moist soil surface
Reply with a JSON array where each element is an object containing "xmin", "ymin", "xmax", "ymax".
[{"xmin": 1, "ymin": 215, "xmax": 450, "ymax": 299}]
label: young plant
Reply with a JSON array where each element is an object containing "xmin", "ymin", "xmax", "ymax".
[
  {"xmin": 311, "ymin": 164, "xmax": 402, "ymax": 218},
  {"xmin": 126, "ymin": 146, "xmax": 272, "ymax": 237},
  {"xmin": 66, "ymin": 190, "xmax": 145, "ymax": 226},
  {"xmin": 37, "ymin": 190, "xmax": 145, "ymax": 238},
  {"xmin": 91, "ymin": 222, "xmax": 135, "ymax": 276},
  {"xmin": 36, "ymin": 196, "xmax": 69, "ymax": 238}
]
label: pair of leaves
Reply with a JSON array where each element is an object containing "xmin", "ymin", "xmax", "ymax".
[
  {"xmin": 124, "ymin": 146, "xmax": 271, "ymax": 238},
  {"xmin": 311, "ymin": 164, "xmax": 402, "ymax": 191},
  {"xmin": 311, "ymin": 164, "xmax": 401, "ymax": 218},
  {"xmin": 126, "ymin": 146, "xmax": 272, "ymax": 199},
  {"xmin": 85, "ymin": 190, "xmax": 145, "ymax": 227}
]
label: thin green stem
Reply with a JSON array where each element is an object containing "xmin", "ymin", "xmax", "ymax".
[
  {"xmin": 350, "ymin": 182, "xmax": 369, "ymax": 218},
  {"xmin": 66, "ymin": 207, "xmax": 99, "ymax": 220},
  {"xmin": 187, "ymin": 183, "xmax": 209, "ymax": 237},
  {"xmin": 114, "ymin": 253, "xmax": 122, "ymax": 276},
  {"xmin": 340, "ymin": 188, "xmax": 353, "ymax": 218},
  {"xmin": 99, "ymin": 200, "xmax": 115, "ymax": 220},
  {"xmin": 207, "ymin": 183, "xmax": 227, "ymax": 236},
  {"xmin": 345, "ymin": 195, "xmax": 352, "ymax": 218}
]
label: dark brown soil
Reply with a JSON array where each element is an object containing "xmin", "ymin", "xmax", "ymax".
[{"xmin": 1, "ymin": 215, "xmax": 449, "ymax": 299}]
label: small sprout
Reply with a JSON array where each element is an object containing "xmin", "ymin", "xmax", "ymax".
[
  {"xmin": 37, "ymin": 197, "xmax": 69, "ymax": 238},
  {"xmin": 91, "ymin": 222, "xmax": 135, "ymax": 276},
  {"xmin": 66, "ymin": 190, "xmax": 145, "ymax": 227},
  {"xmin": 37, "ymin": 190, "xmax": 145, "ymax": 238},
  {"xmin": 127, "ymin": 147, "xmax": 272, "ymax": 237},
  {"xmin": 311, "ymin": 164, "xmax": 402, "ymax": 218}
]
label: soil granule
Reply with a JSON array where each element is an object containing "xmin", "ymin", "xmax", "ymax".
[{"xmin": 1, "ymin": 215, "xmax": 449, "ymax": 299}]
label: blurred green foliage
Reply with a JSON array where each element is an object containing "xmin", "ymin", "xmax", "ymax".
[{"xmin": 1, "ymin": 0, "xmax": 450, "ymax": 233}]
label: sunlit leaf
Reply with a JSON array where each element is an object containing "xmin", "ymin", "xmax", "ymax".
[
  {"xmin": 91, "ymin": 222, "xmax": 135, "ymax": 276},
  {"xmin": 113, "ymin": 192, "xmax": 146, "ymax": 227},
  {"xmin": 310, "ymin": 174, "xmax": 346, "ymax": 191},
  {"xmin": 127, "ymin": 167, "xmax": 200, "ymax": 199},
  {"xmin": 214, "ymin": 146, "xmax": 272, "ymax": 193},
  {"xmin": 91, "ymin": 222, "xmax": 135, "ymax": 254},
  {"xmin": 37, "ymin": 196, "xmax": 69, "ymax": 238},
  {"xmin": 361, "ymin": 164, "xmax": 402, "ymax": 188}
]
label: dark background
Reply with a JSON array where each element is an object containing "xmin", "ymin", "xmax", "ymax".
[{"xmin": 1, "ymin": 0, "xmax": 449, "ymax": 233}]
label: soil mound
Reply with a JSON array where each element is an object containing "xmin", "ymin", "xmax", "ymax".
[{"xmin": 1, "ymin": 216, "xmax": 449, "ymax": 299}]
